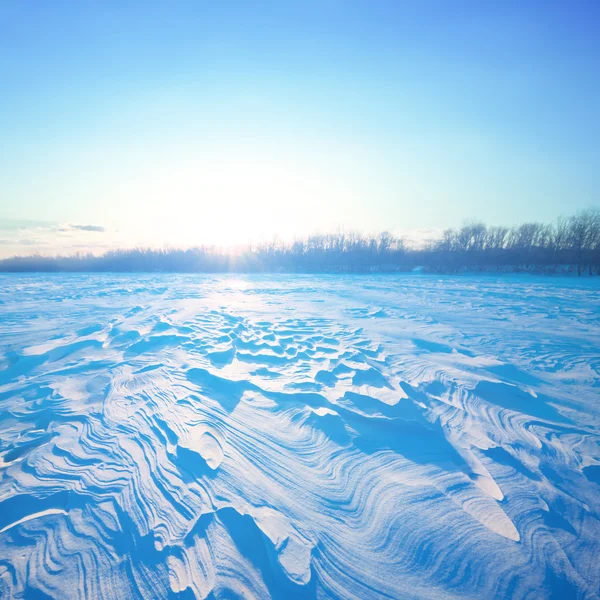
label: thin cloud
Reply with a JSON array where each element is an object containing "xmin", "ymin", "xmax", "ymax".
[
  {"xmin": 55, "ymin": 224, "xmax": 106, "ymax": 233},
  {"xmin": 0, "ymin": 221, "xmax": 113, "ymax": 258},
  {"xmin": 70, "ymin": 224, "xmax": 106, "ymax": 232},
  {"xmin": 0, "ymin": 219, "xmax": 55, "ymax": 231}
]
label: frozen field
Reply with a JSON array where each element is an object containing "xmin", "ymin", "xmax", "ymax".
[{"xmin": 1, "ymin": 274, "xmax": 600, "ymax": 600}]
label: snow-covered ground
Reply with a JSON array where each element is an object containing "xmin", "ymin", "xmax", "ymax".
[{"xmin": 1, "ymin": 274, "xmax": 599, "ymax": 599}]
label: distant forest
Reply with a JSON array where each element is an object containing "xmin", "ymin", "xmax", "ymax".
[{"xmin": 1, "ymin": 208, "xmax": 600, "ymax": 275}]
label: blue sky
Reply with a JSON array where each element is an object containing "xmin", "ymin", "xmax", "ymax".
[{"xmin": 1, "ymin": 1, "xmax": 599, "ymax": 254}]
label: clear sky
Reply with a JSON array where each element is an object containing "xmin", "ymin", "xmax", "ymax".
[{"xmin": 1, "ymin": 0, "xmax": 599, "ymax": 255}]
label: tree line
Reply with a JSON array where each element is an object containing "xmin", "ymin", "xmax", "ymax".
[
  {"xmin": 1, "ymin": 208, "xmax": 599, "ymax": 274},
  {"xmin": 427, "ymin": 208, "xmax": 600, "ymax": 275}
]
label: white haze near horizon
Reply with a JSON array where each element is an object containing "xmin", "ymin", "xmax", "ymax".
[{"xmin": 0, "ymin": 218, "xmax": 442, "ymax": 259}]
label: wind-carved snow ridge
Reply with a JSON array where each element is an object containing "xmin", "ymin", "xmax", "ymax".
[{"xmin": 1, "ymin": 274, "xmax": 600, "ymax": 599}]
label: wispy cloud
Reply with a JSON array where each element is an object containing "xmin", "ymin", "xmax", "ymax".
[
  {"xmin": 16, "ymin": 239, "xmax": 44, "ymax": 246},
  {"xmin": 56, "ymin": 223, "xmax": 106, "ymax": 233},
  {"xmin": 70, "ymin": 224, "xmax": 106, "ymax": 232},
  {"xmin": 0, "ymin": 220, "xmax": 116, "ymax": 258},
  {"xmin": 0, "ymin": 219, "xmax": 56, "ymax": 231}
]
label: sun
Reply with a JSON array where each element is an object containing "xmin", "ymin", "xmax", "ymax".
[{"xmin": 116, "ymin": 146, "xmax": 346, "ymax": 248}]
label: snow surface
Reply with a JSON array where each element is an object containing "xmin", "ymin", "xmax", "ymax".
[{"xmin": 0, "ymin": 273, "xmax": 599, "ymax": 599}]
